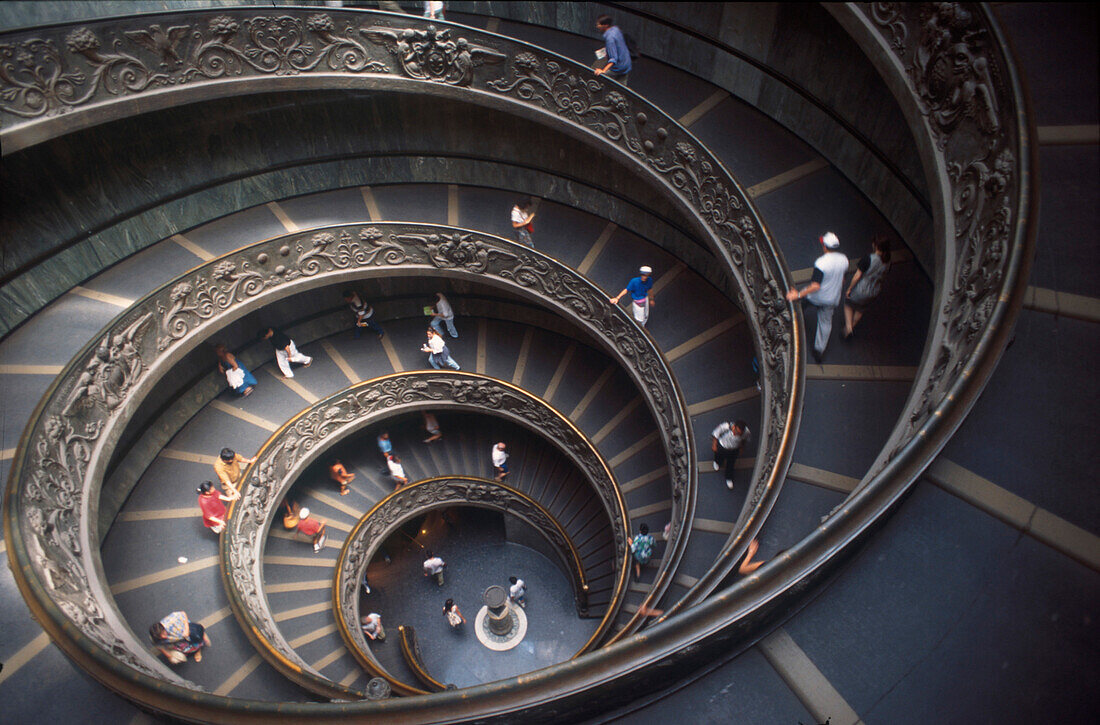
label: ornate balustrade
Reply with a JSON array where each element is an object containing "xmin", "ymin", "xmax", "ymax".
[
  {"xmin": 3, "ymin": 219, "xmax": 706, "ymax": 714},
  {"xmin": 2, "ymin": 10, "xmax": 801, "ymax": 644},
  {"xmin": 328, "ymin": 475, "xmax": 594, "ymax": 695},
  {"xmin": 47, "ymin": 6, "xmax": 1075, "ymax": 724},
  {"xmin": 222, "ymin": 379, "xmax": 620, "ymax": 699}
]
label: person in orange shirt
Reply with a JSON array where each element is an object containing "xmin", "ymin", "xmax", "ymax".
[
  {"xmin": 213, "ymin": 447, "xmax": 253, "ymax": 498},
  {"xmin": 329, "ymin": 459, "xmax": 355, "ymax": 496}
]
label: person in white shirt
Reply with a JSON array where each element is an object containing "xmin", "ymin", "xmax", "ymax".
[
  {"xmin": 361, "ymin": 612, "xmax": 385, "ymax": 641},
  {"xmin": 508, "ymin": 576, "xmax": 527, "ymax": 607},
  {"xmin": 491, "ymin": 442, "xmax": 509, "ymax": 481},
  {"xmin": 421, "ymin": 328, "xmax": 460, "ymax": 370},
  {"xmin": 386, "ymin": 455, "xmax": 408, "ymax": 490},
  {"xmin": 711, "ymin": 419, "xmax": 750, "ymax": 490},
  {"xmin": 430, "ymin": 292, "xmax": 458, "ymax": 338},
  {"xmin": 423, "ymin": 0, "xmax": 444, "ymax": 20},
  {"xmin": 786, "ymin": 231, "xmax": 849, "ymax": 363},
  {"xmin": 422, "ymin": 411, "xmax": 442, "ymax": 443},
  {"xmin": 423, "ymin": 551, "xmax": 445, "ymax": 586},
  {"xmin": 511, "ymin": 198, "xmax": 536, "ymax": 247}
]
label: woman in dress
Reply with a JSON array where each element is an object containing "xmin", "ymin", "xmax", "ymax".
[
  {"xmin": 150, "ymin": 611, "xmax": 210, "ymax": 664},
  {"xmin": 443, "ymin": 598, "xmax": 466, "ymax": 628},
  {"xmin": 214, "ymin": 343, "xmax": 257, "ymax": 396},
  {"xmin": 843, "ymin": 236, "xmax": 891, "ymax": 339},
  {"xmin": 197, "ymin": 480, "xmax": 233, "ymax": 534}
]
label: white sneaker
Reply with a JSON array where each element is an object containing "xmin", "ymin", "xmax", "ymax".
[
  {"xmin": 725, "ymin": 479, "xmax": 734, "ymax": 489},
  {"xmin": 712, "ymin": 461, "xmax": 719, "ymax": 471}
]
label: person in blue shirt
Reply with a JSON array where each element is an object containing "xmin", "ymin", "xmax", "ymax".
[
  {"xmin": 610, "ymin": 265, "xmax": 655, "ymax": 326},
  {"xmin": 377, "ymin": 431, "xmax": 392, "ymax": 459},
  {"xmin": 594, "ymin": 14, "xmax": 632, "ymax": 86}
]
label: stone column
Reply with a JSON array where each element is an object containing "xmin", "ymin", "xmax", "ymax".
[{"xmin": 484, "ymin": 585, "xmax": 512, "ymax": 636}]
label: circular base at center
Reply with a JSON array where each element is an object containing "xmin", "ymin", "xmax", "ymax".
[{"xmin": 474, "ymin": 603, "xmax": 528, "ymax": 651}]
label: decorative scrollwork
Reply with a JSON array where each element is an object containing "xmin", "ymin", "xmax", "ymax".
[
  {"xmin": 864, "ymin": 4, "xmax": 1023, "ymax": 452},
  {"xmin": 4, "ymin": 6, "xmax": 802, "ymax": 712},
  {"xmin": 361, "ymin": 24, "xmax": 504, "ymax": 86},
  {"xmin": 157, "ymin": 262, "xmax": 268, "ymax": 349},
  {"xmin": 3, "ymin": 9, "xmax": 794, "ymax": 643},
  {"xmin": 222, "ymin": 375, "xmax": 622, "ymax": 696}
]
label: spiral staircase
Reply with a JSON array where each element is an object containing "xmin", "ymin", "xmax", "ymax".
[{"xmin": 1, "ymin": 3, "xmax": 1096, "ymax": 723}]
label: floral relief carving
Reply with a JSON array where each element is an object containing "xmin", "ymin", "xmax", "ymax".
[
  {"xmin": 157, "ymin": 261, "xmax": 268, "ymax": 349},
  {"xmin": 866, "ymin": 4, "xmax": 1021, "ymax": 451},
  {"xmin": 0, "ymin": 11, "xmax": 394, "ymax": 121},
  {"xmin": 5, "ymin": 4, "xmax": 800, "ymax": 692},
  {"xmin": 2, "ymin": 11, "xmax": 792, "ymax": 630}
]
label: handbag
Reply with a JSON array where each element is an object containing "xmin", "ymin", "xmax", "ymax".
[
  {"xmin": 282, "ymin": 501, "xmax": 299, "ymax": 529},
  {"xmin": 226, "ymin": 367, "xmax": 245, "ymax": 388}
]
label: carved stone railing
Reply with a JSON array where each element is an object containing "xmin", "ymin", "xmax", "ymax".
[
  {"xmin": 1, "ymin": 10, "xmax": 800, "ymax": 638},
  {"xmin": 831, "ymin": 3, "xmax": 1035, "ymax": 474},
  {"xmin": 329, "ymin": 475, "xmax": 593, "ymax": 695},
  {"xmin": 2, "ymin": 219, "xmax": 689, "ymax": 709},
  {"xmin": 221, "ymin": 377, "xmax": 621, "ymax": 699}
]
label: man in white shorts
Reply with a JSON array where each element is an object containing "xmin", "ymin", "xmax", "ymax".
[{"xmin": 610, "ymin": 266, "xmax": 655, "ymax": 326}]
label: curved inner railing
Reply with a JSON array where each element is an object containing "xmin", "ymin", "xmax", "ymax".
[
  {"xmin": 2, "ymin": 219, "xmax": 704, "ymax": 711},
  {"xmin": 331, "ymin": 474, "xmax": 597, "ymax": 695},
  {"xmin": 398, "ymin": 626, "xmax": 449, "ymax": 693},
  {"xmin": 222, "ymin": 376, "xmax": 623, "ymax": 699}
]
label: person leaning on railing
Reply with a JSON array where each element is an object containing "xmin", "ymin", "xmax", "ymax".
[{"xmin": 593, "ymin": 14, "xmax": 632, "ymax": 86}]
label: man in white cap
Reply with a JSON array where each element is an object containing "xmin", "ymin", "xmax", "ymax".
[
  {"xmin": 610, "ymin": 265, "xmax": 655, "ymax": 326},
  {"xmin": 786, "ymin": 232, "xmax": 848, "ymax": 363}
]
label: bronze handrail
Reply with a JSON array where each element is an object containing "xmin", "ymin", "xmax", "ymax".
[
  {"xmin": 398, "ymin": 626, "xmax": 449, "ymax": 693},
  {"xmin": 221, "ymin": 374, "xmax": 624, "ymax": 699},
  {"xmin": 331, "ymin": 475, "xmax": 595, "ymax": 695}
]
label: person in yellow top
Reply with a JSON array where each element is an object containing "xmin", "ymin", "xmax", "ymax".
[{"xmin": 213, "ymin": 447, "xmax": 254, "ymax": 499}]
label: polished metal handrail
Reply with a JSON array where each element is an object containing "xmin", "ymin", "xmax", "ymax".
[
  {"xmin": 398, "ymin": 626, "xmax": 449, "ymax": 692},
  {"xmin": 221, "ymin": 376, "xmax": 623, "ymax": 699},
  {"xmin": 330, "ymin": 474, "xmax": 598, "ymax": 696}
]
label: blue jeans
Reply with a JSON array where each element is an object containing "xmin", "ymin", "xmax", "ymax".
[
  {"xmin": 430, "ymin": 316, "xmax": 458, "ymax": 338},
  {"xmin": 429, "ymin": 353, "xmax": 460, "ymax": 370},
  {"xmin": 354, "ymin": 317, "xmax": 384, "ymax": 338}
]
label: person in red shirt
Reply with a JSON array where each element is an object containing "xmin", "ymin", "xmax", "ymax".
[
  {"xmin": 296, "ymin": 507, "xmax": 327, "ymax": 552},
  {"xmin": 197, "ymin": 481, "xmax": 232, "ymax": 534}
]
